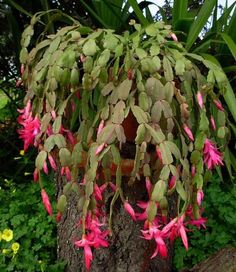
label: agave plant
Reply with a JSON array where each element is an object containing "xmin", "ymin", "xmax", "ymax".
[{"xmin": 17, "ymin": 9, "xmax": 231, "ymax": 271}]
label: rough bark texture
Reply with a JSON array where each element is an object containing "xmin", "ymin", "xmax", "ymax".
[
  {"xmin": 182, "ymin": 247, "xmax": 236, "ymax": 272},
  {"xmin": 57, "ymin": 176, "xmax": 177, "ymax": 272}
]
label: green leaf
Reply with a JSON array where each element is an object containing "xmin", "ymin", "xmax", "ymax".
[
  {"xmin": 151, "ymin": 180, "xmax": 167, "ymax": 202},
  {"xmin": 221, "ymin": 33, "xmax": 236, "ymax": 60},
  {"xmin": 35, "ymin": 150, "xmax": 47, "ymax": 170},
  {"xmin": 172, "ymin": 0, "xmax": 188, "ymax": 26},
  {"xmin": 165, "ymin": 141, "xmax": 181, "ymax": 160},
  {"xmin": 57, "ymin": 195, "xmax": 67, "ymax": 213},
  {"xmin": 131, "ymin": 105, "xmax": 149, "ymax": 124},
  {"xmin": 145, "ymin": 124, "xmax": 165, "ymax": 144},
  {"xmin": 147, "ymin": 201, "xmax": 157, "ymax": 222},
  {"xmin": 59, "ymin": 148, "xmax": 71, "ymax": 166},
  {"xmin": 97, "ymin": 49, "xmax": 111, "ymax": 66},
  {"xmin": 112, "ymin": 101, "xmax": 125, "ymax": 124},
  {"xmin": 82, "ymin": 39, "xmax": 97, "ymax": 56},
  {"xmin": 160, "ymin": 165, "xmax": 171, "ymax": 181},
  {"xmin": 160, "ymin": 142, "xmax": 173, "ymax": 165},
  {"xmin": 135, "ymin": 124, "xmax": 146, "ymax": 144},
  {"xmin": 186, "ymin": 0, "xmax": 217, "ymax": 50},
  {"xmin": 52, "ymin": 116, "xmax": 62, "ymax": 134},
  {"xmin": 117, "ymin": 79, "xmax": 132, "ymax": 100},
  {"xmin": 44, "ymin": 135, "xmax": 56, "ymax": 152},
  {"xmin": 101, "ymin": 82, "xmax": 114, "ymax": 96},
  {"xmin": 163, "ymin": 56, "xmax": 174, "ymax": 81},
  {"xmin": 54, "ymin": 134, "xmax": 66, "ymax": 149},
  {"xmin": 176, "ymin": 180, "xmax": 187, "ymax": 200}
]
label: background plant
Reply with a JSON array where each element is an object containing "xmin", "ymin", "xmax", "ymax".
[{"xmin": 0, "ymin": 175, "xmax": 66, "ymax": 272}]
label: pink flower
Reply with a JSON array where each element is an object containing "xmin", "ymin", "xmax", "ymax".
[
  {"xmin": 56, "ymin": 211, "xmax": 62, "ymax": 223},
  {"xmin": 20, "ymin": 64, "xmax": 25, "ymax": 76},
  {"xmin": 65, "ymin": 166, "xmax": 72, "ymax": 181},
  {"xmin": 61, "ymin": 166, "xmax": 71, "ymax": 181},
  {"xmin": 162, "ymin": 215, "xmax": 188, "ymax": 250},
  {"xmin": 48, "ymin": 154, "xmax": 57, "ymax": 171},
  {"xmin": 197, "ymin": 189, "xmax": 204, "ymax": 206},
  {"xmin": 94, "ymin": 184, "xmax": 103, "ymax": 201},
  {"xmin": 171, "ymin": 33, "xmax": 178, "ymax": 42},
  {"xmin": 169, "ymin": 176, "xmax": 176, "ymax": 190},
  {"xmin": 41, "ymin": 189, "xmax": 53, "ymax": 216},
  {"xmin": 191, "ymin": 165, "xmax": 196, "ymax": 177},
  {"xmin": 213, "ymin": 99, "xmax": 224, "ymax": 111},
  {"xmin": 95, "ymin": 143, "xmax": 105, "ymax": 156},
  {"xmin": 51, "ymin": 110, "xmax": 56, "ymax": 120},
  {"xmin": 33, "ymin": 168, "xmax": 39, "ymax": 182},
  {"xmin": 17, "ymin": 105, "xmax": 41, "ymax": 151},
  {"xmin": 188, "ymin": 217, "xmax": 207, "ymax": 229},
  {"xmin": 183, "ymin": 124, "xmax": 194, "ymax": 142},
  {"xmin": 124, "ymin": 201, "xmax": 136, "ymax": 221},
  {"xmin": 75, "ymin": 235, "xmax": 94, "ymax": 271},
  {"xmin": 197, "ymin": 91, "xmax": 203, "ymax": 109},
  {"xmin": 109, "ymin": 182, "xmax": 116, "ymax": 192},
  {"xmin": 203, "ymin": 139, "xmax": 223, "ymax": 169},
  {"xmin": 141, "ymin": 223, "xmax": 167, "ymax": 258},
  {"xmin": 97, "ymin": 120, "xmax": 105, "ymax": 135},
  {"xmin": 145, "ymin": 177, "xmax": 152, "ymax": 196},
  {"xmin": 43, "ymin": 161, "xmax": 48, "ymax": 175},
  {"xmin": 156, "ymin": 147, "xmax": 162, "ymax": 162},
  {"xmin": 210, "ymin": 115, "xmax": 216, "ymax": 130}
]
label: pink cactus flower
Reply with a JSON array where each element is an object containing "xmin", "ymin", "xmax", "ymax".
[
  {"xmin": 17, "ymin": 102, "xmax": 41, "ymax": 151},
  {"xmin": 20, "ymin": 64, "xmax": 25, "ymax": 75},
  {"xmin": 145, "ymin": 177, "xmax": 152, "ymax": 196},
  {"xmin": 75, "ymin": 235, "xmax": 94, "ymax": 271},
  {"xmin": 51, "ymin": 110, "xmax": 56, "ymax": 120},
  {"xmin": 124, "ymin": 201, "xmax": 136, "ymax": 221},
  {"xmin": 188, "ymin": 217, "xmax": 207, "ymax": 229},
  {"xmin": 203, "ymin": 139, "xmax": 223, "ymax": 169},
  {"xmin": 213, "ymin": 99, "xmax": 224, "ymax": 111},
  {"xmin": 191, "ymin": 165, "xmax": 196, "ymax": 177},
  {"xmin": 183, "ymin": 124, "xmax": 194, "ymax": 142},
  {"xmin": 141, "ymin": 223, "xmax": 167, "ymax": 258},
  {"xmin": 33, "ymin": 168, "xmax": 39, "ymax": 182},
  {"xmin": 65, "ymin": 166, "xmax": 72, "ymax": 181},
  {"xmin": 95, "ymin": 143, "xmax": 105, "ymax": 156},
  {"xmin": 61, "ymin": 166, "xmax": 72, "ymax": 181},
  {"xmin": 197, "ymin": 189, "xmax": 204, "ymax": 206},
  {"xmin": 197, "ymin": 91, "xmax": 203, "ymax": 109},
  {"xmin": 170, "ymin": 32, "xmax": 178, "ymax": 42},
  {"xmin": 43, "ymin": 161, "xmax": 48, "ymax": 175},
  {"xmin": 56, "ymin": 211, "xmax": 62, "ymax": 223},
  {"xmin": 109, "ymin": 182, "xmax": 116, "ymax": 192},
  {"xmin": 48, "ymin": 154, "xmax": 57, "ymax": 171},
  {"xmin": 97, "ymin": 120, "xmax": 105, "ymax": 135},
  {"xmin": 162, "ymin": 215, "xmax": 188, "ymax": 250},
  {"xmin": 169, "ymin": 176, "xmax": 176, "ymax": 190},
  {"xmin": 94, "ymin": 184, "xmax": 103, "ymax": 201},
  {"xmin": 210, "ymin": 115, "xmax": 216, "ymax": 130},
  {"xmin": 41, "ymin": 189, "xmax": 53, "ymax": 216}
]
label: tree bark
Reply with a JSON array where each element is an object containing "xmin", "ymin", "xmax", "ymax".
[{"xmin": 57, "ymin": 176, "xmax": 177, "ymax": 272}]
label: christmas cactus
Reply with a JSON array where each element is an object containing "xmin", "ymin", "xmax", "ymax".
[{"xmin": 18, "ymin": 12, "xmax": 229, "ymax": 271}]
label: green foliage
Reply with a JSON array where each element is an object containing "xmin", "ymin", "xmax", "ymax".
[
  {"xmin": 173, "ymin": 176, "xmax": 236, "ymax": 271},
  {"xmin": 0, "ymin": 177, "xmax": 66, "ymax": 272}
]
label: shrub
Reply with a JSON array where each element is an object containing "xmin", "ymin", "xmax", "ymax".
[{"xmin": 0, "ymin": 176, "xmax": 65, "ymax": 272}]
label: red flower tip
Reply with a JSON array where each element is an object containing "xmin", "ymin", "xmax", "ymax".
[
  {"xmin": 41, "ymin": 189, "xmax": 53, "ymax": 216},
  {"xmin": 124, "ymin": 201, "xmax": 136, "ymax": 221}
]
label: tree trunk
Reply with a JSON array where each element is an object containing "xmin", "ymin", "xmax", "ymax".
[{"xmin": 57, "ymin": 175, "xmax": 177, "ymax": 272}]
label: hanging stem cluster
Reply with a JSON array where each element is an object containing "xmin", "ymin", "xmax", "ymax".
[{"xmin": 18, "ymin": 12, "xmax": 229, "ymax": 271}]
